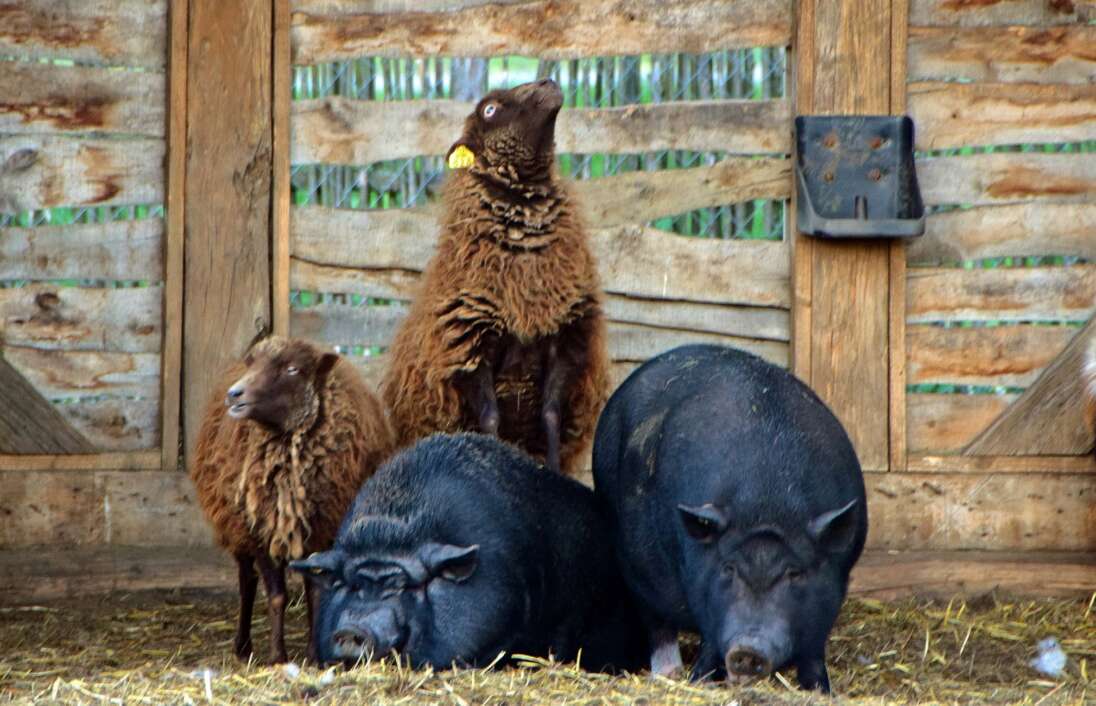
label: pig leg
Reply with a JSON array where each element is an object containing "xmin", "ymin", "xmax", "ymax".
[
  {"xmin": 233, "ymin": 554, "xmax": 258, "ymax": 659},
  {"xmin": 796, "ymin": 655, "xmax": 831, "ymax": 693},
  {"xmin": 689, "ymin": 640, "xmax": 727, "ymax": 682},
  {"xmin": 256, "ymin": 556, "xmax": 289, "ymax": 664},
  {"xmin": 540, "ymin": 337, "xmax": 568, "ymax": 473},
  {"xmin": 648, "ymin": 628, "xmax": 684, "ymax": 677}
]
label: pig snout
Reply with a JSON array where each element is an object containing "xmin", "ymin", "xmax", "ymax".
[
  {"xmin": 330, "ymin": 607, "xmax": 406, "ymax": 662},
  {"xmin": 725, "ymin": 643, "xmax": 773, "ymax": 683}
]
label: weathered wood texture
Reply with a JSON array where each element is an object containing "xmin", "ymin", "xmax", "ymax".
[
  {"xmin": 0, "ymin": 0, "xmax": 168, "ymax": 68},
  {"xmin": 0, "ymin": 136, "xmax": 164, "ymax": 213},
  {"xmin": 865, "ymin": 471, "xmax": 1094, "ymax": 551},
  {"xmin": 907, "ymin": 324, "xmax": 1075, "ymax": 387},
  {"xmin": 965, "ymin": 318, "xmax": 1095, "ymax": 456},
  {"xmin": 910, "ymin": 82, "xmax": 1096, "ymax": 150},
  {"xmin": 293, "ymin": 98, "xmax": 791, "ymax": 165},
  {"xmin": 908, "ymin": 393, "xmax": 1017, "ymax": 455},
  {"xmin": 908, "ymin": 453, "xmax": 1096, "ymax": 473},
  {"xmin": 183, "ymin": 0, "xmax": 274, "ymax": 465},
  {"xmin": 0, "ymin": 358, "xmax": 94, "ymax": 454},
  {"xmin": 273, "ymin": 0, "xmax": 292, "ymax": 336},
  {"xmin": 291, "ymin": 208, "xmax": 791, "ymax": 307},
  {"xmin": 907, "ymin": 266, "xmax": 1096, "ymax": 323},
  {"xmin": 4, "ymin": 347, "xmax": 161, "ymax": 401},
  {"xmin": 918, "ymin": 153, "xmax": 1095, "ymax": 207},
  {"xmin": 908, "ymin": 203, "xmax": 1096, "ymax": 264},
  {"xmin": 793, "ymin": 0, "xmax": 895, "ymax": 471},
  {"xmin": 908, "ymin": 26, "xmax": 1096, "ymax": 84},
  {"xmin": 58, "ymin": 399, "xmax": 161, "ymax": 452},
  {"xmin": 909, "ymin": 0, "xmax": 1094, "ymax": 27},
  {"xmin": 4, "ymin": 547, "xmax": 1092, "ymax": 603},
  {"xmin": 0, "ymin": 286, "xmax": 162, "ymax": 353},
  {"xmin": 0, "ymin": 62, "xmax": 165, "ymax": 137},
  {"xmin": 0, "ymin": 221, "xmax": 163, "ymax": 281},
  {"xmin": 291, "ymin": 0, "xmax": 793, "ymax": 63},
  {"xmin": 0, "ymin": 470, "xmax": 212, "ymax": 548}
]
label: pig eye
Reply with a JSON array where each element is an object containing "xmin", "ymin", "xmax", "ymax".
[
  {"xmin": 721, "ymin": 563, "xmax": 737, "ymax": 578},
  {"xmin": 286, "ymin": 365, "xmax": 300, "ymax": 376},
  {"xmin": 784, "ymin": 568, "xmax": 805, "ymax": 582},
  {"xmin": 482, "ymin": 102, "xmax": 498, "ymax": 119}
]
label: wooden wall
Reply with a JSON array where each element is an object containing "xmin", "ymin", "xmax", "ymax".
[{"xmin": 0, "ymin": 0, "xmax": 1092, "ymax": 596}]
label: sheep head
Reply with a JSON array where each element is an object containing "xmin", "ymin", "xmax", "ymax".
[
  {"xmin": 447, "ymin": 78, "xmax": 563, "ymax": 183},
  {"xmin": 225, "ymin": 336, "xmax": 339, "ymax": 433}
]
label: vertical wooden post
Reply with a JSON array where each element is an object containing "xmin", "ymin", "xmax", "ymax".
[
  {"xmin": 161, "ymin": 0, "xmax": 188, "ymax": 472},
  {"xmin": 183, "ymin": 0, "xmax": 274, "ymax": 464},
  {"xmin": 793, "ymin": 0, "xmax": 897, "ymax": 472},
  {"xmin": 889, "ymin": 0, "xmax": 910, "ymax": 472},
  {"xmin": 272, "ymin": 0, "xmax": 292, "ymax": 337}
]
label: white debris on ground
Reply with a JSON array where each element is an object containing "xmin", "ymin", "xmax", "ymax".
[
  {"xmin": 1029, "ymin": 637, "xmax": 1066, "ymax": 678},
  {"xmin": 283, "ymin": 662, "xmax": 302, "ymax": 680}
]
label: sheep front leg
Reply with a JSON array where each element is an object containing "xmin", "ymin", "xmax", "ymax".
[
  {"xmin": 463, "ymin": 360, "xmax": 500, "ymax": 435},
  {"xmin": 256, "ymin": 556, "xmax": 289, "ymax": 664},
  {"xmin": 234, "ymin": 554, "xmax": 258, "ymax": 659},
  {"xmin": 541, "ymin": 337, "xmax": 568, "ymax": 473}
]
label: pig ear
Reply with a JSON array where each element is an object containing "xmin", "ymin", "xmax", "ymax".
[
  {"xmin": 423, "ymin": 544, "xmax": 480, "ymax": 583},
  {"xmin": 289, "ymin": 550, "xmax": 343, "ymax": 586},
  {"xmin": 677, "ymin": 504, "xmax": 727, "ymax": 544},
  {"xmin": 807, "ymin": 499, "xmax": 860, "ymax": 554}
]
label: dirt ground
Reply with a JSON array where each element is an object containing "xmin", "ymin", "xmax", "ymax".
[{"xmin": 0, "ymin": 589, "xmax": 1092, "ymax": 705}]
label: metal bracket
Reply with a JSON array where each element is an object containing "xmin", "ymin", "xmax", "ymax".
[{"xmin": 794, "ymin": 115, "xmax": 925, "ymax": 239}]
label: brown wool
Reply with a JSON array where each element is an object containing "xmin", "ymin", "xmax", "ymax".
[
  {"xmin": 381, "ymin": 166, "xmax": 610, "ymax": 475},
  {"xmin": 190, "ymin": 338, "xmax": 396, "ymax": 563}
]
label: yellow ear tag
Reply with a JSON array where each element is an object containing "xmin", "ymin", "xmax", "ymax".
[{"xmin": 448, "ymin": 145, "xmax": 475, "ymax": 169}]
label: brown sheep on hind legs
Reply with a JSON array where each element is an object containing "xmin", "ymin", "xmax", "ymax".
[
  {"xmin": 190, "ymin": 336, "xmax": 395, "ymax": 663},
  {"xmin": 1085, "ymin": 335, "xmax": 1096, "ymax": 459},
  {"xmin": 382, "ymin": 78, "xmax": 610, "ymax": 475}
]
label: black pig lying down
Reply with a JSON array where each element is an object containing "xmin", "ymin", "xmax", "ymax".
[
  {"xmin": 593, "ymin": 344, "xmax": 867, "ymax": 692},
  {"xmin": 291, "ymin": 432, "xmax": 648, "ymax": 672}
]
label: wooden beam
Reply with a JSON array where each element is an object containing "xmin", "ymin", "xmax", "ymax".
[
  {"xmin": 161, "ymin": 0, "xmax": 189, "ymax": 473},
  {"xmin": 964, "ymin": 317, "xmax": 1096, "ymax": 456},
  {"xmin": 183, "ymin": 0, "xmax": 274, "ymax": 466},
  {"xmin": 918, "ymin": 152, "xmax": 1095, "ymax": 208},
  {"xmin": 908, "ymin": 454, "xmax": 1096, "ymax": 474},
  {"xmin": 291, "ymin": 0, "xmax": 793, "ymax": 63},
  {"xmin": 272, "ymin": 0, "xmax": 292, "ymax": 337},
  {"xmin": 889, "ymin": 0, "xmax": 911, "ymax": 473},
  {"xmin": 0, "ymin": 452, "xmax": 162, "ymax": 472},
  {"xmin": 0, "ymin": 221, "xmax": 163, "ymax": 282},
  {"xmin": 4, "ymin": 347, "xmax": 161, "ymax": 401},
  {"xmin": 907, "ymin": 324, "xmax": 1076, "ymax": 388},
  {"xmin": 909, "ymin": 0, "xmax": 1094, "ymax": 28},
  {"xmin": 0, "ymin": 358, "xmax": 94, "ymax": 454},
  {"xmin": 908, "ymin": 393, "xmax": 1018, "ymax": 455}
]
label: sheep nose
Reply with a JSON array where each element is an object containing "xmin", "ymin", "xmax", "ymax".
[{"xmin": 227, "ymin": 385, "xmax": 244, "ymax": 399}]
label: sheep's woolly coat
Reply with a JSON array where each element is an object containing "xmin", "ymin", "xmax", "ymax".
[
  {"xmin": 191, "ymin": 347, "xmax": 395, "ymax": 562},
  {"xmin": 382, "ymin": 168, "xmax": 610, "ymax": 474},
  {"xmin": 1085, "ymin": 336, "xmax": 1096, "ymax": 458}
]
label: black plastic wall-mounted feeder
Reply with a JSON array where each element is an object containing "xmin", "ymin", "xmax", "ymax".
[{"xmin": 794, "ymin": 115, "xmax": 925, "ymax": 239}]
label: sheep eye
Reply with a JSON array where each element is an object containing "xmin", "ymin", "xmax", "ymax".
[
  {"xmin": 286, "ymin": 366, "xmax": 299, "ymax": 376},
  {"xmin": 482, "ymin": 103, "xmax": 498, "ymax": 119}
]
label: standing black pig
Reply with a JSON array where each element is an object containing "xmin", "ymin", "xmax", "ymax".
[
  {"xmin": 593, "ymin": 344, "xmax": 867, "ymax": 692},
  {"xmin": 290, "ymin": 432, "xmax": 647, "ymax": 672}
]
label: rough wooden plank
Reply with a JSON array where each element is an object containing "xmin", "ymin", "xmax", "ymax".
[
  {"xmin": 918, "ymin": 152, "xmax": 1095, "ymax": 207},
  {"xmin": 293, "ymin": 0, "xmax": 532, "ymax": 11},
  {"xmin": 0, "ymin": 221, "xmax": 163, "ymax": 282},
  {"xmin": 0, "ymin": 0, "xmax": 168, "ymax": 68},
  {"xmin": 796, "ymin": 0, "xmax": 894, "ymax": 472},
  {"xmin": 291, "ymin": 0, "xmax": 793, "ymax": 63},
  {"xmin": 293, "ymin": 98, "xmax": 792, "ymax": 165},
  {"xmin": 3, "ymin": 347, "xmax": 161, "ymax": 401},
  {"xmin": 909, "ymin": 0, "xmax": 1095, "ymax": 27},
  {"xmin": 908, "ymin": 265, "xmax": 1096, "ymax": 323},
  {"xmin": 290, "ymin": 301, "xmax": 409, "ymax": 347},
  {"xmin": 849, "ymin": 550, "xmax": 1096, "ymax": 600},
  {"xmin": 0, "ymin": 452, "xmax": 160, "ymax": 472},
  {"xmin": 908, "ymin": 392, "xmax": 1018, "ymax": 454},
  {"xmin": 0, "ymin": 136, "xmax": 164, "ymax": 214},
  {"xmin": 909, "ymin": 25, "xmax": 1096, "ymax": 85},
  {"xmin": 908, "ymin": 454, "xmax": 1096, "ymax": 473},
  {"xmin": 161, "ymin": 0, "xmax": 188, "ymax": 473},
  {"xmin": 0, "ymin": 357, "xmax": 95, "ymax": 454},
  {"xmin": 965, "ymin": 317, "xmax": 1095, "ymax": 456},
  {"xmin": 864, "ymin": 471, "xmax": 1095, "ymax": 551},
  {"xmin": 57, "ymin": 399, "xmax": 161, "ymax": 452},
  {"xmin": 606, "ymin": 322, "xmax": 788, "ymax": 367},
  {"xmin": 910, "ymin": 82, "xmax": 1096, "ymax": 150},
  {"xmin": 0, "ymin": 62, "xmax": 165, "ymax": 137},
  {"xmin": 183, "ymin": 0, "xmax": 273, "ymax": 465},
  {"xmin": 908, "ymin": 203, "xmax": 1096, "ymax": 264},
  {"xmin": 576, "ymin": 157, "xmax": 791, "ymax": 229},
  {"xmin": 907, "ymin": 323, "xmax": 1076, "ymax": 387},
  {"xmin": 0, "ymin": 470, "xmax": 212, "ymax": 548},
  {"xmin": 273, "ymin": 0, "xmax": 292, "ymax": 337},
  {"xmin": 292, "ymin": 209, "xmax": 791, "ymax": 307},
  {"xmin": 890, "ymin": 0, "xmax": 911, "ymax": 474},
  {"xmin": 0, "ymin": 285, "xmax": 162, "ymax": 353}
]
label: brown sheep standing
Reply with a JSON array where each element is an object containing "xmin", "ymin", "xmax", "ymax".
[
  {"xmin": 190, "ymin": 336, "xmax": 395, "ymax": 663},
  {"xmin": 382, "ymin": 78, "xmax": 609, "ymax": 474},
  {"xmin": 1085, "ymin": 335, "xmax": 1096, "ymax": 458}
]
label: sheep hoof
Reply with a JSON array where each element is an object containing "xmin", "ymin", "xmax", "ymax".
[{"xmin": 234, "ymin": 637, "xmax": 253, "ymax": 659}]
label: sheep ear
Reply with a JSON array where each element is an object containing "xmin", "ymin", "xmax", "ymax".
[{"xmin": 317, "ymin": 352, "xmax": 339, "ymax": 377}]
